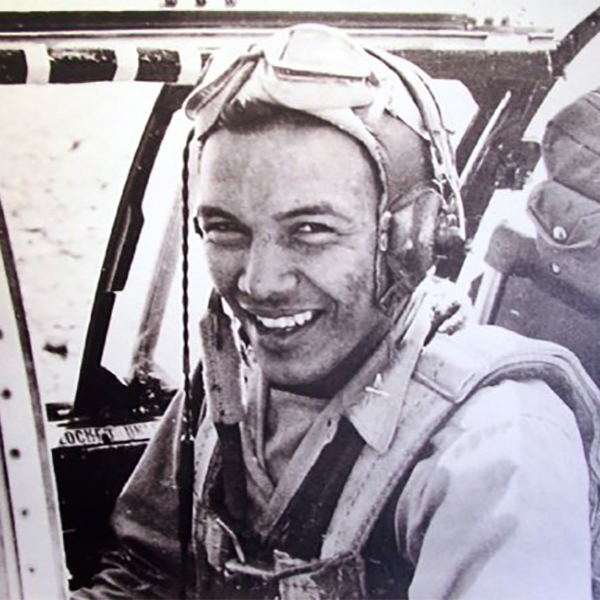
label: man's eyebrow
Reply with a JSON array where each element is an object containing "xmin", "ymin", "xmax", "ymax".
[
  {"xmin": 197, "ymin": 206, "xmax": 237, "ymax": 220},
  {"xmin": 274, "ymin": 204, "xmax": 351, "ymax": 222}
]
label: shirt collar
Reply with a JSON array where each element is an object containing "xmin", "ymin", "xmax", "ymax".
[{"xmin": 343, "ymin": 293, "xmax": 433, "ymax": 454}]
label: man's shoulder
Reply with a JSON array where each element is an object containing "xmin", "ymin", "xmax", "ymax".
[
  {"xmin": 412, "ymin": 323, "xmax": 588, "ymax": 404},
  {"xmin": 407, "ymin": 323, "xmax": 600, "ymax": 463}
]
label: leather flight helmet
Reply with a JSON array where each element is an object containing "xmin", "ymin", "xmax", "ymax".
[{"xmin": 184, "ymin": 24, "xmax": 465, "ymax": 314}]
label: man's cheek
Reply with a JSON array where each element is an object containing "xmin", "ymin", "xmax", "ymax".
[
  {"xmin": 332, "ymin": 268, "xmax": 376, "ymax": 305},
  {"xmin": 205, "ymin": 253, "xmax": 239, "ymax": 293}
]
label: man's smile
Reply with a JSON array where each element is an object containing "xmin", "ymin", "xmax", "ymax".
[{"xmin": 240, "ymin": 306, "xmax": 323, "ymax": 337}]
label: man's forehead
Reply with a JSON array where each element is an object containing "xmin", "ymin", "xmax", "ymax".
[{"xmin": 195, "ymin": 123, "xmax": 379, "ymax": 222}]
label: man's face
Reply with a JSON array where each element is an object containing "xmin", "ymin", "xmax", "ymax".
[{"xmin": 196, "ymin": 120, "xmax": 389, "ymax": 389}]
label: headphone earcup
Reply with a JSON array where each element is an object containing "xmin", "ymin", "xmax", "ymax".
[{"xmin": 386, "ymin": 187, "xmax": 442, "ymax": 287}]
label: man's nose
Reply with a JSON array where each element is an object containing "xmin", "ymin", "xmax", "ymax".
[{"xmin": 237, "ymin": 238, "xmax": 297, "ymax": 301}]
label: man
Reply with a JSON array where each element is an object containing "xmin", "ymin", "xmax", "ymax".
[{"xmin": 77, "ymin": 25, "xmax": 597, "ymax": 599}]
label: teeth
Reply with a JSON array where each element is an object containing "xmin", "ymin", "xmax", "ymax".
[
  {"xmin": 255, "ymin": 310, "xmax": 315, "ymax": 330},
  {"xmin": 293, "ymin": 311, "xmax": 313, "ymax": 326}
]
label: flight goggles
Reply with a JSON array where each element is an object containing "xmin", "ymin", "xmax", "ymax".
[{"xmin": 183, "ymin": 24, "xmax": 464, "ymax": 238}]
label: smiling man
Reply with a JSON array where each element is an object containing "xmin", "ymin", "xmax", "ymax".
[{"xmin": 77, "ymin": 25, "xmax": 599, "ymax": 600}]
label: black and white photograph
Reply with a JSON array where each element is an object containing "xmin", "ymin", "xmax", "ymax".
[{"xmin": 1, "ymin": 1, "xmax": 600, "ymax": 598}]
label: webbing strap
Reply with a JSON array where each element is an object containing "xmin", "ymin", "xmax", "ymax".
[
  {"xmin": 322, "ymin": 376, "xmax": 461, "ymax": 558},
  {"xmin": 215, "ymin": 423, "xmax": 247, "ymax": 523},
  {"xmin": 266, "ymin": 417, "xmax": 365, "ymax": 560}
]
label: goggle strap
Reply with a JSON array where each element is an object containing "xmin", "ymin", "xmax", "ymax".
[{"xmin": 184, "ymin": 53, "xmax": 261, "ymax": 137}]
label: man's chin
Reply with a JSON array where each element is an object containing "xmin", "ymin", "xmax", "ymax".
[
  {"xmin": 257, "ymin": 324, "xmax": 391, "ymax": 396},
  {"xmin": 254, "ymin": 350, "xmax": 331, "ymax": 390}
]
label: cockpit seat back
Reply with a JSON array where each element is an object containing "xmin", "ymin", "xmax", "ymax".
[{"xmin": 472, "ymin": 87, "xmax": 600, "ymax": 389}]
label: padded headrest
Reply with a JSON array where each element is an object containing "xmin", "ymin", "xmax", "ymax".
[
  {"xmin": 541, "ymin": 88, "xmax": 600, "ymax": 203},
  {"xmin": 527, "ymin": 88, "xmax": 600, "ymax": 304}
]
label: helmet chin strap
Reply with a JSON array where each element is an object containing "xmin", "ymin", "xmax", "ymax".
[
  {"xmin": 178, "ymin": 128, "xmax": 199, "ymax": 599},
  {"xmin": 179, "ymin": 131, "xmax": 249, "ymax": 596}
]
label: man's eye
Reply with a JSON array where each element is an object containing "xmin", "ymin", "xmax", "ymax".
[
  {"xmin": 201, "ymin": 222, "xmax": 248, "ymax": 245},
  {"xmin": 296, "ymin": 223, "xmax": 330, "ymax": 233},
  {"xmin": 292, "ymin": 222, "xmax": 338, "ymax": 244}
]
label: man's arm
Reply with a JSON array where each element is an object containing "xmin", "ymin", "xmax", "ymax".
[
  {"xmin": 396, "ymin": 379, "xmax": 592, "ymax": 600},
  {"xmin": 73, "ymin": 391, "xmax": 188, "ymax": 600}
]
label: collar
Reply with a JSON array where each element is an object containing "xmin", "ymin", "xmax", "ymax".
[{"xmin": 342, "ymin": 287, "xmax": 434, "ymax": 454}]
